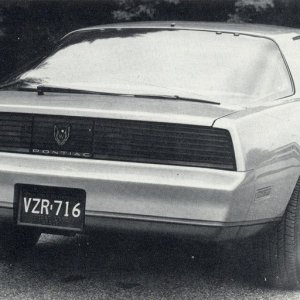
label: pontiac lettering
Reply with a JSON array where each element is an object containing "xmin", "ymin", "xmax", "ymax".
[{"xmin": 32, "ymin": 149, "xmax": 92, "ymax": 158}]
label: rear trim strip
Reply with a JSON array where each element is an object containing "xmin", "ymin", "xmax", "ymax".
[{"xmin": 85, "ymin": 210, "xmax": 281, "ymax": 227}]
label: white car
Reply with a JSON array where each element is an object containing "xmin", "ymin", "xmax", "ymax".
[{"xmin": 1, "ymin": 22, "xmax": 300, "ymax": 288}]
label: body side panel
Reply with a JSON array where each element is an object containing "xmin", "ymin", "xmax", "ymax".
[{"xmin": 214, "ymin": 99, "xmax": 300, "ymax": 221}]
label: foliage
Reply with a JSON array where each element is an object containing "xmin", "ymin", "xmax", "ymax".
[
  {"xmin": 236, "ymin": 0, "xmax": 274, "ymax": 10},
  {"xmin": 229, "ymin": 0, "xmax": 300, "ymax": 27},
  {"xmin": 112, "ymin": 0, "xmax": 180, "ymax": 21},
  {"xmin": 228, "ymin": 0, "xmax": 275, "ymax": 23}
]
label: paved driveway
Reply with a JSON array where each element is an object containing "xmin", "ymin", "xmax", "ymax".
[{"xmin": 0, "ymin": 233, "xmax": 299, "ymax": 300}]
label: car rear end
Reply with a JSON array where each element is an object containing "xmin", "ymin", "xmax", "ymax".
[
  {"xmin": 0, "ymin": 23, "xmax": 294, "ymax": 242},
  {"xmin": 0, "ymin": 91, "xmax": 258, "ymax": 242}
]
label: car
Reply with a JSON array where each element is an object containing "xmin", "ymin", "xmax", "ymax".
[{"xmin": 0, "ymin": 21, "xmax": 300, "ymax": 288}]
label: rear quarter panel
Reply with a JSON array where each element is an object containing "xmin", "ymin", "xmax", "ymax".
[{"xmin": 214, "ymin": 99, "xmax": 300, "ymax": 221}]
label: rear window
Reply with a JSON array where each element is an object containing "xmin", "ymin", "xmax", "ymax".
[{"xmin": 18, "ymin": 28, "xmax": 293, "ymax": 104}]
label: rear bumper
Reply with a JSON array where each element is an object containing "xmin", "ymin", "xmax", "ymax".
[
  {"xmin": 83, "ymin": 214, "xmax": 278, "ymax": 241},
  {"xmin": 0, "ymin": 207, "xmax": 278, "ymax": 242},
  {"xmin": 0, "ymin": 153, "xmax": 279, "ymax": 241}
]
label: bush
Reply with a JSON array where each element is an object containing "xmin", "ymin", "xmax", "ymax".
[
  {"xmin": 112, "ymin": 0, "xmax": 180, "ymax": 21},
  {"xmin": 229, "ymin": 0, "xmax": 300, "ymax": 27},
  {"xmin": 229, "ymin": 0, "xmax": 275, "ymax": 23}
]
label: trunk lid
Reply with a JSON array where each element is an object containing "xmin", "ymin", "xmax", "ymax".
[{"xmin": 0, "ymin": 90, "xmax": 241, "ymax": 126}]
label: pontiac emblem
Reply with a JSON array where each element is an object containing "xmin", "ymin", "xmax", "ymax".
[{"xmin": 54, "ymin": 124, "xmax": 71, "ymax": 146}]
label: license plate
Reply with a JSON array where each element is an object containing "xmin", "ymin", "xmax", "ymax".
[{"xmin": 17, "ymin": 184, "xmax": 86, "ymax": 231}]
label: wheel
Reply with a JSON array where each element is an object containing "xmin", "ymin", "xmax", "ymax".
[
  {"xmin": 253, "ymin": 178, "xmax": 300, "ymax": 289},
  {"xmin": 0, "ymin": 225, "xmax": 41, "ymax": 255}
]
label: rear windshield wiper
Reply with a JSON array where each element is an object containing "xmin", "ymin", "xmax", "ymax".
[
  {"xmin": 24, "ymin": 85, "xmax": 220, "ymax": 105},
  {"xmin": 133, "ymin": 94, "xmax": 220, "ymax": 105},
  {"xmin": 35, "ymin": 85, "xmax": 131, "ymax": 97}
]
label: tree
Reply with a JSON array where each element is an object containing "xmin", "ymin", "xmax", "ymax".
[
  {"xmin": 112, "ymin": 0, "xmax": 180, "ymax": 21},
  {"xmin": 228, "ymin": 0, "xmax": 275, "ymax": 23}
]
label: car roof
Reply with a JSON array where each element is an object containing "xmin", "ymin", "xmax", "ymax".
[{"xmin": 70, "ymin": 21, "xmax": 300, "ymax": 42}]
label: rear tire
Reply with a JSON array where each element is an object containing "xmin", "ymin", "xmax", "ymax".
[
  {"xmin": 0, "ymin": 225, "xmax": 41, "ymax": 256},
  {"xmin": 254, "ymin": 179, "xmax": 300, "ymax": 289}
]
